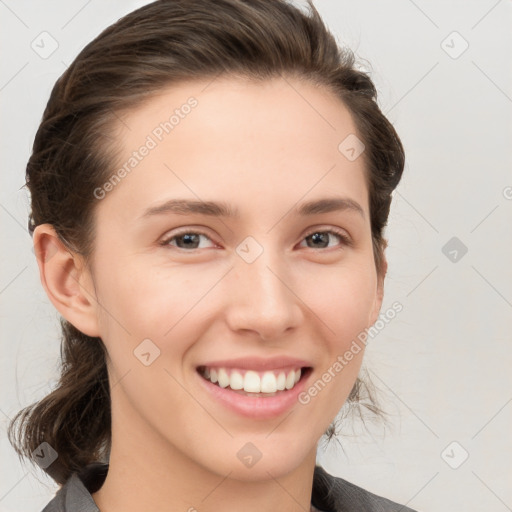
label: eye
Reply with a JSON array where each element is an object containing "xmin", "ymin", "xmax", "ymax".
[
  {"xmin": 160, "ymin": 229, "xmax": 216, "ymax": 250},
  {"xmin": 160, "ymin": 227, "xmax": 352, "ymax": 252},
  {"xmin": 299, "ymin": 228, "xmax": 352, "ymax": 250}
]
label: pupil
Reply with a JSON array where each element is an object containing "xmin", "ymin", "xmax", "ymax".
[
  {"xmin": 310, "ymin": 232, "xmax": 327, "ymax": 248},
  {"xmin": 181, "ymin": 234, "xmax": 198, "ymax": 247}
]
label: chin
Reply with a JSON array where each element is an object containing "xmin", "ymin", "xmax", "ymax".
[{"xmin": 202, "ymin": 438, "xmax": 314, "ymax": 483}]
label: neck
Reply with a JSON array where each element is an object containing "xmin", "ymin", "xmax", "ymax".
[{"xmin": 92, "ymin": 390, "xmax": 318, "ymax": 512}]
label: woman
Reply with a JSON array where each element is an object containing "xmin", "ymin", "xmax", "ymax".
[{"xmin": 8, "ymin": 0, "xmax": 415, "ymax": 510}]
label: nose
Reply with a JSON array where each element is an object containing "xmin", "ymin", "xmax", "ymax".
[{"xmin": 224, "ymin": 246, "xmax": 303, "ymax": 341}]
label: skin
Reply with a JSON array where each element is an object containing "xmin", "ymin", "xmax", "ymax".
[{"xmin": 34, "ymin": 76, "xmax": 386, "ymax": 512}]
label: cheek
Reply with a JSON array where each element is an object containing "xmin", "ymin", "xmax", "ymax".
[
  {"xmin": 298, "ymin": 262, "xmax": 375, "ymax": 403},
  {"xmin": 95, "ymin": 260, "xmax": 196, "ymax": 329},
  {"xmin": 304, "ymin": 259, "xmax": 378, "ymax": 339},
  {"xmin": 93, "ymin": 260, "xmax": 216, "ymax": 371}
]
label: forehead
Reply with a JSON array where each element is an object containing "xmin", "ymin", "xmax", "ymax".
[
  {"xmin": 120, "ymin": 75, "xmax": 358, "ymax": 142},
  {"xmin": 97, "ymin": 76, "xmax": 369, "ymax": 223}
]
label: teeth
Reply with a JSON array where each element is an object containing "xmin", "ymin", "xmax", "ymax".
[
  {"xmin": 201, "ymin": 366, "xmax": 303, "ymax": 393},
  {"xmin": 260, "ymin": 372, "xmax": 277, "ymax": 393},
  {"xmin": 285, "ymin": 371, "xmax": 295, "ymax": 390},
  {"xmin": 217, "ymin": 368, "xmax": 229, "ymax": 388},
  {"xmin": 244, "ymin": 371, "xmax": 261, "ymax": 392},
  {"xmin": 276, "ymin": 372, "xmax": 286, "ymax": 390},
  {"xmin": 230, "ymin": 371, "xmax": 244, "ymax": 390}
]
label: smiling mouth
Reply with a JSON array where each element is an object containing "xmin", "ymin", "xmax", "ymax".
[{"xmin": 197, "ymin": 365, "xmax": 312, "ymax": 397}]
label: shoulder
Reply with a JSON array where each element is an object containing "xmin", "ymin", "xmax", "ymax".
[
  {"xmin": 312, "ymin": 465, "xmax": 419, "ymax": 512},
  {"xmin": 40, "ymin": 463, "xmax": 107, "ymax": 512}
]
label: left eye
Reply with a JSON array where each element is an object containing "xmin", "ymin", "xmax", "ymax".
[
  {"xmin": 161, "ymin": 229, "xmax": 351, "ymax": 251},
  {"xmin": 299, "ymin": 229, "xmax": 351, "ymax": 250}
]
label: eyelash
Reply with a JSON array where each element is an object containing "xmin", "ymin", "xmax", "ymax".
[{"xmin": 159, "ymin": 227, "xmax": 352, "ymax": 251}]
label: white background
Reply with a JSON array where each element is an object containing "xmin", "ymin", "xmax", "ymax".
[{"xmin": 1, "ymin": 1, "xmax": 511, "ymax": 511}]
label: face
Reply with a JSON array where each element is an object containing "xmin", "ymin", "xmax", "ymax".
[{"xmin": 85, "ymin": 76, "xmax": 384, "ymax": 480}]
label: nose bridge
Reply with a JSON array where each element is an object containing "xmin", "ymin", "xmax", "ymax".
[{"xmin": 226, "ymin": 238, "xmax": 301, "ymax": 339}]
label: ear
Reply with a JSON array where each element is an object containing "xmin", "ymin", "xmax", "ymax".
[
  {"xmin": 33, "ymin": 224, "xmax": 101, "ymax": 337},
  {"xmin": 368, "ymin": 250, "xmax": 388, "ymax": 327}
]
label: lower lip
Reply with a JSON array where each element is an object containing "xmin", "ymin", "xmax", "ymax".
[{"xmin": 196, "ymin": 368, "xmax": 311, "ymax": 419}]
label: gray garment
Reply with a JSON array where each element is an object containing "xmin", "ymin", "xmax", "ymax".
[{"xmin": 41, "ymin": 463, "xmax": 418, "ymax": 512}]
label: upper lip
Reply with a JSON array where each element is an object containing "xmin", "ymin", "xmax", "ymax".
[{"xmin": 197, "ymin": 356, "xmax": 312, "ymax": 372}]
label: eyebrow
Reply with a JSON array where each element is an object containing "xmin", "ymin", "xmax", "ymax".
[{"xmin": 140, "ymin": 197, "xmax": 365, "ymax": 220}]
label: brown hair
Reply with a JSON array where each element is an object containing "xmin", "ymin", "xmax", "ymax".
[{"xmin": 8, "ymin": 0, "xmax": 404, "ymax": 486}]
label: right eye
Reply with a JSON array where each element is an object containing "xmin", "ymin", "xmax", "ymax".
[{"xmin": 160, "ymin": 229, "xmax": 218, "ymax": 251}]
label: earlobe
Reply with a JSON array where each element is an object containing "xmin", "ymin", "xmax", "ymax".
[{"xmin": 33, "ymin": 224, "xmax": 101, "ymax": 337}]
